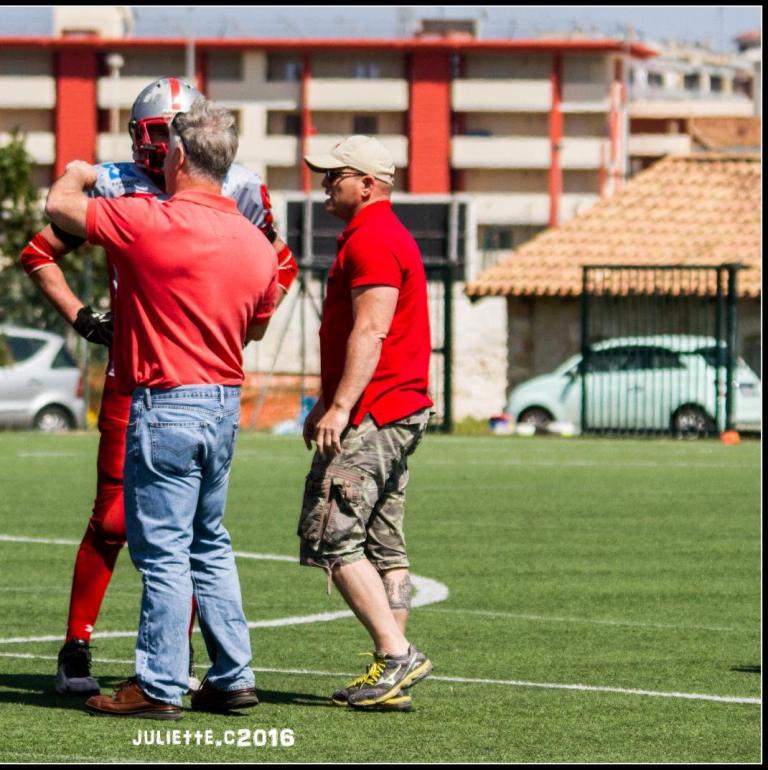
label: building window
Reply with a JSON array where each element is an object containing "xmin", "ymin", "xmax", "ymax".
[
  {"xmin": 354, "ymin": 62, "xmax": 381, "ymax": 79},
  {"xmin": 284, "ymin": 114, "xmax": 301, "ymax": 136},
  {"xmin": 683, "ymin": 73, "xmax": 700, "ymax": 91},
  {"xmin": 208, "ymin": 51, "xmax": 243, "ymax": 81},
  {"xmin": 267, "ymin": 55, "xmax": 302, "ymax": 81},
  {"xmin": 353, "ymin": 115, "xmax": 378, "ymax": 135},
  {"xmin": 647, "ymin": 72, "xmax": 663, "ymax": 88},
  {"xmin": 710, "ymin": 75, "xmax": 723, "ymax": 93},
  {"xmin": 733, "ymin": 77, "xmax": 753, "ymax": 97},
  {"xmin": 480, "ymin": 226, "xmax": 514, "ymax": 251}
]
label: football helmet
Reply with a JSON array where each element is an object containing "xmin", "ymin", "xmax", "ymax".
[{"xmin": 129, "ymin": 76, "xmax": 203, "ymax": 176}]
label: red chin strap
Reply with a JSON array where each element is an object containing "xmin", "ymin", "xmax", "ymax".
[{"xmin": 130, "ymin": 116, "xmax": 171, "ymax": 177}]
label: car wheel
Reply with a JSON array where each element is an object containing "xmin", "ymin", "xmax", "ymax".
[
  {"xmin": 672, "ymin": 405, "xmax": 715, "ymax": 439},
  {"xmin": 33, "ymin": 405, "xmax": 75, "ymax": 432},
  {"xmin": 517, "ymin": 407, "xmax": 554, "ymax": 433}
]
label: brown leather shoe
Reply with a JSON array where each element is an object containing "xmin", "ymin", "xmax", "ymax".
[
  {"xmin": 190, "ymin": 680, "xmax": 259, "ymax": 713},
  {"xmin": 85, "ymin": 678, "xmax": 182, "ymax": 720}
]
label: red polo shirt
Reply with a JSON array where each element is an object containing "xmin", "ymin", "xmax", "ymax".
[
  {"xmin": 319, "ymin": 200, "xmax": 433, "ymax": 427},
  {"xmin": 86, "ymin": 189, "xmax": 277, "ymax": 391}
]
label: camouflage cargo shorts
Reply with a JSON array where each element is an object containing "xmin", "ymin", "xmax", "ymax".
[{"xmin": 298, "ymin": 408, "xmax": 431, "ymax": 574}]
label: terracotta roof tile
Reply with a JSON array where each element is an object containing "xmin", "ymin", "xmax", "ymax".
[
  {"xmin": 689, "ymin": 117, "xmax": 762, "ymax": 151},
  {"xmin": 466, "ymin": 154, "xmax": 761, "ymax": 300}
]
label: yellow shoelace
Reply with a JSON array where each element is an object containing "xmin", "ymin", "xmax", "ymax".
[{"xmin": 346, "ymin": 653, "xmax": 386, "ymax": 688}]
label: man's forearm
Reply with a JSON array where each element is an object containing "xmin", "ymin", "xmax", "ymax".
[
  {"xmin": 30, "ymin": 264, "xmax": 85, "ymax": 324},
  {"xmin": 331, "ymin": 327, "xmax": 384, "ymax": 411},
  {"xmin": 45, "ymin": 162, "xmax": 96, "ymax": 238}
]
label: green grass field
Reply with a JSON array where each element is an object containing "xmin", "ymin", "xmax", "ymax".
[{"xmin": 0, "ymin": 431, "xmax": 761, "ymax": 763}]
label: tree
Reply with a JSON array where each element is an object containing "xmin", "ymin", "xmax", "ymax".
[{"xmin": 0, "ymin": 131, "xmax": 109, "ymax": 335}]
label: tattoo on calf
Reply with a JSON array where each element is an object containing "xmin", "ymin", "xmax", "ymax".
[{"xmin": 383, "ymin": 573, "xmax": 412, "ymax": 611}]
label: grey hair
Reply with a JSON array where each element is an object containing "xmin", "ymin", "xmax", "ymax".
[{"xmin": 171, "ymin": 98, "xmax": 238, "ymax": 184}]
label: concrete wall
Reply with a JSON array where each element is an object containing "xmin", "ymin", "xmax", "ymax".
[{"xmin": 452, "ymin": 287, "xmax": 508, "ymax": 418}]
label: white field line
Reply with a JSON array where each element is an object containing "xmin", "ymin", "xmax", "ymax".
[
  {"xmin": 424, "ymin": 458, "xmax": 747, "ymax": 469},
  {"xmin": 422, "ymin": 607, "xmax": 742, "ymax": 634},
  {"xmin": 0, "ymin": 652, "xmax": 758, "ymax": 706},
  {"xmin": 0, "ymin": 534, "xmax": 448, "ymax": 644},
  {"xmin": 16, "ymin": 451, "xmax": 86, "ymax": 458}
]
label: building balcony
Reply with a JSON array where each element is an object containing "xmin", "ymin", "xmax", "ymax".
[
  {"xmin": 471, "ymin": 193, "xmax": 551, "ymax": 225},
  {"xmin": 208, "ymin": 80, "xmax": 301, "ymax": 109},
  {"xmin": 0, "ymin": 77, "xmax": 56, "ymax": 108},
  {"xmin": 561, "ymin": 81, "xmax": 610, "ymax": 112},
  {"xmin": 628, "ymin": 133, "xmax": 693, "ymax": 157},
  {"xmin": 630, "ymin": 97, "xmax": 754, "ymax": 118},
  {"xmin": 239, "ymin": 135, "xmax": 299, "ymax": 167},
  {"xmin": 452, "ymin": 79, "xmax": 551, "ymax": 112},
  {"xmin": 452, "ymin": 136, "xmax": 550, "ymax": 169},
  {"xmin": 308, "ymin": 79, "xmax": 408, "ymax": 111},
  {"xmin": 307, "ymin": 134, "xmax": 408, "ymax": 166},
  {"xmin": 560, "ymin": 193, "xmax": 599, "ymax": 222},
  {"xmin": 469, "ymin": 192, "xmax": 600, "ymax": 226},
  {"xmin": 560, "ymin": 137, "xmax": 605, "ymax": 169},
  {"xmin": 96, "ymin": 133, "xmax": 129, "ymax": 163},
  {"xmin": 2, "ymin": 131, "xmax": 54, "ymax": 164}
]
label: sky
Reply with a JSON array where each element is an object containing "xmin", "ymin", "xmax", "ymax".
[{"xmin": 0, "ymin": 6, "xmax": 761, "ymax": 52}]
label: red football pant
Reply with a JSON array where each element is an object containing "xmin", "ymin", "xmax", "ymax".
[{"xmin": 65, "ymin": 378, "xmax": 197, "ymax": 643}]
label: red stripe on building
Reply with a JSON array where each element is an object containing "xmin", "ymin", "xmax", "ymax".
[
  {"xmin": 548, "ymin": 53, "xmax": 563, "ymax": 228},
  {"xmin": 54, "ymin": 50, "xmax": 98, "ymax": 177},
  {"xmin": 609, "ymin": 58, "xmax": 625, "ymax": 193},
  {"xmin": 408, "ymin": 52, "xmax": 451, "ymax": 194},
  {"xmin": 300, "ymin": 53, "xmax": 314, "ymax": 194}
]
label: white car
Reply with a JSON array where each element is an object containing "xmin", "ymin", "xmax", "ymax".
[
  {"xmin": 507, "ymin": 335, "xmax": 761, "ymax": 437},
  {"xmin": 0, "ymin": 325, "xmax": 86, "ymax": 431}
]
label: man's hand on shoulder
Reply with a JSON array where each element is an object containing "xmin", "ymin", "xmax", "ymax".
[
  {"xmin": 45, "ymin": 160, "xmax": 99, "ymax": 239},
  {"xmin": 64, "ymin": 160, "xmax": 99, "ymax": 189}
]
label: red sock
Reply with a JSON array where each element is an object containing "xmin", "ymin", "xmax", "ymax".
[{"xmin": 65, "ymin": 530, "xmax": 123, "ymax": 642}]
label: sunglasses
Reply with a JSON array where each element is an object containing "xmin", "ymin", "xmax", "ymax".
[{"xmin": 322, "ymin": 169, "xmax": 365, "ymax": 184}]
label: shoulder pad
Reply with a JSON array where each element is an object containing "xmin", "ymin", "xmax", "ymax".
[
  {"xmin": 90, "ymin": 162, "xmax": 168, "ymax": 200},
  {"xmin": 222, "ymin": 163, "xmax": 271, "ymax": 229}
]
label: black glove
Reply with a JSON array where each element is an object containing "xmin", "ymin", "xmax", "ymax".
[{"xmin": 72, "ymin": 305, "xmax": 114, "ymax": 347}]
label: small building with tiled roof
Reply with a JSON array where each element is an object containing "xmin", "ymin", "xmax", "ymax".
[{"xmin": 465, "ymin": 153, "xmax": 761, "ymax": 397}]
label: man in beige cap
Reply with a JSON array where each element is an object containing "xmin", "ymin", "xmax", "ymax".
[{"xmin": 299, "ymin": 136, "xmax": 434, "ymax": 710}]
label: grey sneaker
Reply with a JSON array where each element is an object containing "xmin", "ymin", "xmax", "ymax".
[
  {"xmin": 347, "ymin": 646, "xmax": 432, "ymax": 707},
  {"xmin": 55, "ymin": 638, "xmax": 100, "ymax": 695},
  {"xmin": 331, "ymin": 653, "xmax": 378, "ymax": 706}
]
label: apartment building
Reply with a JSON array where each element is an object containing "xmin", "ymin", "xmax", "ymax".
[
  {"xmin": 627, "ymin": 38, "xmax": 758, "ymax": 172},
  {"xmin": 0, "ymin": 29, "xmax": 656, "ymax": 263}
]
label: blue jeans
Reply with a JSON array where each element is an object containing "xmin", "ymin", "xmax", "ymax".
[{"xmin": 124, "ymin": 385, "xmax": 254, "ymax": 705}]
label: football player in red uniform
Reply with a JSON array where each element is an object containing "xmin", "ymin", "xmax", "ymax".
[{"xmin": 19, "ymin": 77, "xmax": 297, "ymax": 696}]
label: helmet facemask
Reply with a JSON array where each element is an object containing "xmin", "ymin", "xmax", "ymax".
[{"xmin": 129, "ymin": 116, "xmax": 172, "ymax": 178}]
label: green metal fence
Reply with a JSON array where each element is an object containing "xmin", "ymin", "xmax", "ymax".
[{"xmin": 580, "ymin": 264, "xmax": 741, "ymax": 437}]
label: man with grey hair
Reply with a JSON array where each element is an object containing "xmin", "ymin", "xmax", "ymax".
[
  {"xmin": 169, "ymin": 99, "xmax": 239, "ymax": 183},
  {"xmin": 44, "ymin": 97, "xmax": 278, "ymax": 719}
]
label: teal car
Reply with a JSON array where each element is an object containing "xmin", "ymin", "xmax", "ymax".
[{"xmin": 506, "ymin": 335, "xmax": 761, "ymax": 437}]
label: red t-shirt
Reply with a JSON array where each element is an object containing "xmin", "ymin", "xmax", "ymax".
[
  {"xmin": 86, "ymin": 190, "xmax": 277, "ymax": 391},
  {"xmin": 319, "ymin": 200, "xmax": 433, "ymax": 427}
]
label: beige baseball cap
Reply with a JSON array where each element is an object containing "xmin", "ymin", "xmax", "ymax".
[{"xmin": 304, "ymin": 135, "xmax": 395, "ymax": 185}]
